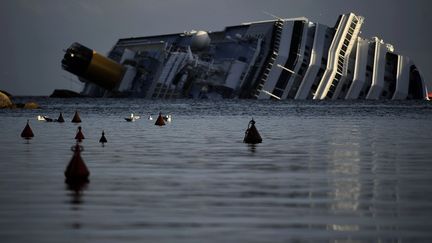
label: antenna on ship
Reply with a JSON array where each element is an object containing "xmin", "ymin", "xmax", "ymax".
[
  {"xmin": 62, "ymin": 75, "xmax": 82, "ymax": 85},
  {"xmin": 62, "ymin": 75, "xmax": 83, "ymax": 91},
  {"xmin": 276, "ymin": 64, "xmax": 303, "ymax": 79},
  {"xmin": 263, "ymin": 11, "xmax": 284, "ymax": 21},
  {"xmin": 261, "ymin": 90, "xmax": 281, "ymax": 100}
]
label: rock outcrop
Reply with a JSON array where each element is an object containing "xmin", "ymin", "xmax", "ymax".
[{"xmin": 0, "ymin": 91, "xmax": 12, "ymax": 108}]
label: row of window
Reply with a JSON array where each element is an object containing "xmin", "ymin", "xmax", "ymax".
[{"xmin": 326, "ymin": 18, "xmax": 358, "ymax": 99}]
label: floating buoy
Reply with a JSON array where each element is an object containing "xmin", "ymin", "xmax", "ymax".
[
  {"xmin": 71, "ymin": 110, "xmax": 81, "ymax": 123},
  {"xmin": 155, "ymin": 112, "xmax": 166, "ymax": 126},
  {"xmin": 243, "ymin": 119, "xmax": 262, "ymax": 144},
  {"xmin": 75, "ymin": 126, "xmax": 85, "ymax": 142},
  {"xmin": 57, "ymin": 112, "xmax": 65, "ymax": 123},
  {"xmin": 65, "ymin": 143, "xmax": 90, "ymax": 183},
  {"xmin": 99, "ymin": 130, "xmax": 107, "ymax": 145},
  {"xmin": 21, "ymin": 120, "xmax": 34, "ymax": 140}
]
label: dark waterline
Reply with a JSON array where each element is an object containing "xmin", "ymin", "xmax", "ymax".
[{"xmin": 1, "ymin": 98, "xmax": 432, "ymax": 242}]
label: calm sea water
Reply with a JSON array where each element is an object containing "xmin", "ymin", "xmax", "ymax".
[{"xmin": 1, "ymin": 98, "xmax": 432, "ymax": 243}]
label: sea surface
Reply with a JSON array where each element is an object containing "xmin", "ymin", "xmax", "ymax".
[{"xmin": 1, "ymin": 97, "xmax": 432, "ymax": 243}]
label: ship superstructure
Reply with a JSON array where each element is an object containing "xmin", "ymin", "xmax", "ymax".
[{"xmin": 62, "ymin": 13, "xmax": 428, "ymax": 100}]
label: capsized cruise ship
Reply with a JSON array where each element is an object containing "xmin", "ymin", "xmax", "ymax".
[{"xmin": 61, "ymin": 13, "xmax": 428, "ymax": 100}]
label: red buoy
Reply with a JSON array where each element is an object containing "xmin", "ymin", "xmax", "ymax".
[
  {"xmin": 99, "ymin": 130, "xmax": 107, "ymax": 145},
  {"xmin": 57, "ymin": 112, "xmax": 65, "ymax": 123},
  {"xmin": 21, "ymin": 120, "xmax": 34, "ymax": 140},
  {"xmin": 65, "ymin": 143, "xmax": 90, "ymax": 183},
  {"xmin": 71, "ymin": 110, "xmax": 81, "ymax": 123},
  {"xmin": 75, "ymin": 126, "xmax": 85, "ymax": 142},
  {"xmin": 155, "ymin": 112, "xmax": 166, "ymax": 126},
  {"xmin": 243, "ymin": 119, "xmax": 262, "ymax": 144}
]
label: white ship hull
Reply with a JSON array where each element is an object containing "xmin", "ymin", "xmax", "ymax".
[{"xmin": 62, "ymin": 13, "xmax": 428, "ymax": 100}]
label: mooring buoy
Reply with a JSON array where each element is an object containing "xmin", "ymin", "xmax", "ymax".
[
  {"xmin": 57, "ymin": 112, "xmax": 65, "ymax": 123},
  {"xmin": 65, "ymin": 143, "xmax": 90, "ymax": 183},
  {"xmin": 21, "ymin": 120, "xmax": 34, "ymax": 140},
  {"xmin": 71, "ymin": 110, "xmax": 81, "ymax": 123},
  {"xmin": 243, "ymin": 119, "xmax": 262, "ymax": 144},
  {"xmin": 75, "ymin": 126, "xmax": 85, "ymax": 142},
  {"xmin": 155, "ymin": 112, "xmax": 166, "ymax": 126},
  {"xmin": 99, "ymin": 130, "xmax": 107, "ymax": 145}
]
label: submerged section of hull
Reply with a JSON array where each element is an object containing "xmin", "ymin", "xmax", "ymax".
[{"xmin": 61, "ymin": 13, "xmax": 428, "ymax": 100}]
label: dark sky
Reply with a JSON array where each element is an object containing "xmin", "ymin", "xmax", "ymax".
[{"xmin": 1, "ymin": 0, "xmax": 431, "ymax": 96}]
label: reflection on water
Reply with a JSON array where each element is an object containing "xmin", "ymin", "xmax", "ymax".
[
  {"xmin": 329, "ymin": 224, "xmax": 360, "ymax": 232},
  {"xmin": 66, "ymin": 182, "xmax": 88, "ymax": 205},
  {"xmin": 247, "ymin": 144, "xmax": 257, "ymax": 153},
  {"xmin": 65, "ymin": 183, "xmax": 87, "ymax": 232},
  {"xmin": 329, "ymin": 131, "xmax": 362, "ymax": 213},
  {"xmin": 1, "ymin": 98, "xmax": 432, "ymax": 242}
]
